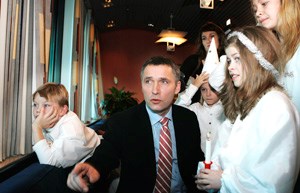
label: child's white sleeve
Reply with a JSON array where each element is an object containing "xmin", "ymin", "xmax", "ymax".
[{"xmin": 175, "ymin": 84, "xmax": 198, "ymax": 106}]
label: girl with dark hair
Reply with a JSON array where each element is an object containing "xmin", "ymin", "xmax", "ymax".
[{"xmin": 180, "ymin": 22, "xmax": 225, "ymax": 103}]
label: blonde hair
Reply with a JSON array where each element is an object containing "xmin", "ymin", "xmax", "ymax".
[
  {"xmin": 33, "ymin": 82, "xmax": 69, "ymax": 107},
  {"xmin": 220, "ymin": 26, "xmax": 283, "ymax": 122},
  {"xmin": 276, "ymin": 0, "xmax": 300, "ymax": 64}
]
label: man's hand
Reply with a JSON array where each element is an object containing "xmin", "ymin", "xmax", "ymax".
[{"xmin": 67, "ymin": 163, "xmax": 100, "ymax": 192}]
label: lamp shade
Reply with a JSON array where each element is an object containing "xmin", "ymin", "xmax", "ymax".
[
  {"xmin": 156, "ymin": 37, "xmax": 187, "ymax": 45},
  {"xmin": 155, "ymin": 29, "xmax": 187, "ymax": 45}
]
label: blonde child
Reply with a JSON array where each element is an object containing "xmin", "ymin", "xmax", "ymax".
[
  {"xmin": 251, "ymin": 0, "xmax": 300, "ymax": 113},
  {"xmin": 32, "ymin": 83, "xmax": 100, "ymax": 168}
]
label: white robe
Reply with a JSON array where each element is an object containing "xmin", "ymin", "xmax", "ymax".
[
  {"xmin": 212, "ymin": 89, "xmax": 300, "ymax": 193},
  {"xmin": 175, "ymin": 84, "xmax": 225, "ymax": 153},
  {"xmin": 281, "ymin": 45, "xmax": 300, "ymax": 113}
]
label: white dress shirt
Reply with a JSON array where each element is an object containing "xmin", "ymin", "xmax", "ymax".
[
  {"xmin": 146, "ymin": 105, "xmax": 187, "ymax": 193},
  {"xmin": 33, "ymin": 111, "xmax": 100, "ymax": 168}
]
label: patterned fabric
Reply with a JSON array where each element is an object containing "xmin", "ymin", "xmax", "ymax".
[{"xmin": 154, "ymin": 117, "xmax": 172, "ymax": 193}]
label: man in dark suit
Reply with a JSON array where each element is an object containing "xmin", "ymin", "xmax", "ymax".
[{"xmin": 67, "ymin": 56, "xmax": 205, "ymax": 193}]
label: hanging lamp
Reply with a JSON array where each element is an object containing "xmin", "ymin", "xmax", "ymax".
[{"xmin": 155, "ymin": 13, "xmax": 187, "ymax": 51}]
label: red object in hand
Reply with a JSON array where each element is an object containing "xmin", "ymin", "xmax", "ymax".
[{"xmin": 204, "ymin": 161, "xmax": 213, "ymax": 169}]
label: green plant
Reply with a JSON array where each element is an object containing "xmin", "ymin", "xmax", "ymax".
[{"xmin": 100, "ymin": 86, "xmax": 138, "ymax": 117}]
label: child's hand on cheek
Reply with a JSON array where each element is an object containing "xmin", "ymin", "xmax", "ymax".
[
  {"xmin": 34, "ymin": 106, "xmax": 59, "ymax": 129},
  {"xmin": 41, "ymin": 106, "xmax": 60, "ymax": 129}
]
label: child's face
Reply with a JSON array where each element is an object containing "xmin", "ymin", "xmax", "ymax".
[
  {"xmin": 200, "ymin": 83, "xmax": 219, "ymax": 106},
  {"xmin": 32, "ymin": 93, "xmax": 65, "ymax": 119},
  {"xmin": 226, "ymin": 45, "xmax": 244, "ymax": 88},
  {"xmin": 252, "ymin": 0, "xmax": 281, "ymax": 30}
]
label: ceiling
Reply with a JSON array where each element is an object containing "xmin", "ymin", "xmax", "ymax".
[{"xmin": 86, "ymin": 0, "xmax": 256, "ymax": 43}]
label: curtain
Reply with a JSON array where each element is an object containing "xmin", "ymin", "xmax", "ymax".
[
  {"xmin": 48, "ymin": 0, "xmax": 64, "ymax": 83},
  {"xmin": 95, "ymin": 34, "xmax": 105, "ymax": 117},
  {"xmin": 91, "ymin": 40, "xmax": 100, "ymax": 120},
  {"xmin": 79, "ymin": 10, "xmax": 103, "ymax": 123},
  {"xmin": 0, "ymin": 0, "xmax": 52, "ymax": 161},
  {"xmin": 81, "ymin": 10, "xmax": 92, "ymax": 123},
  {"xmin": 60, "ymin": 0, "xmax": 75, "ymax": 110},
  {"xmin": 0, "ymin": 0, "xmax": 8, "ymax": 161},
  {"xmin": 52, "ymin": 0, "xmax": 103, "ymax": 123}
]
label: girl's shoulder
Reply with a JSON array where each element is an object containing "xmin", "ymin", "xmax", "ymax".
[
  {"xmin": 262, "ymin": 88, "xmax": 289, "ymax": 100},
  {"xmin": 258, "ymin": 88, "xmax": 295, "ymax": 112},
  {"xmin": 285, "ymin": 45, "xmax": 300, "ymax": 69}
]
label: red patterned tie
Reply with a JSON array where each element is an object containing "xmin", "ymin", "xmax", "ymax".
[{"xmin": 154, "ymin": 117, "xmax": 172, "ymax": 193}]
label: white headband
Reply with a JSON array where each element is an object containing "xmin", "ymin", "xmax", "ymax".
[{"xmin": 227, "ymin": 31, "xmax": 280, "ymax": 80}]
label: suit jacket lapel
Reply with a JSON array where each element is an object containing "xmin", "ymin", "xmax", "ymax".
[{"xmin": 136, "ymin": 102, "xmax": 157, "ymax": 170}]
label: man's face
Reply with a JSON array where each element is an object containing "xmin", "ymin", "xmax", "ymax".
[{"xmin": 141, "ymin": 64, "xmax": 181, "ymax": 116}]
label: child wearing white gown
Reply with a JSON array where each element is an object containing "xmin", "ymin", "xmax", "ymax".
[
  {"xmin": 195, "ymin": 26, "xmax": 300, "ymax": 193},
  {"xmin": 176, "ymin": 50, "xmax": 226, "ymax": 153}
]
